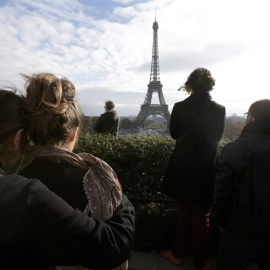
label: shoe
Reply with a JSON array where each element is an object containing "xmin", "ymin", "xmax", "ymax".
[
  {"xmin": 195, "ymin": 261, "xmax": 212, "ymax": 270},
  {"xmin": 160, "ymin": 249, "xmax": 182, "ymax": 265}
]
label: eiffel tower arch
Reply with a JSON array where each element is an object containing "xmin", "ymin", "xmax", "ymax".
[{"xmin": 134, "ymin": 18, "xmax": 170, "ymax": 128}]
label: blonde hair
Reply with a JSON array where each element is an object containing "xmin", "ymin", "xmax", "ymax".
[
  {"xmin": 21, "ymin": 73, "xmax": 81, "ymax": 146},
  {"xmin": 179, "ymin": 68, "xmax": 215, "ymax": 93}
]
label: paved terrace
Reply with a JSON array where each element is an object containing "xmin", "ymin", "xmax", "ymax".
[{"xmin": 128, "ymin": 250, "xmax": 259, "ymax": 270}]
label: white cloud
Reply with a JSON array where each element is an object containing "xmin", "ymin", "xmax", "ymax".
[
  {"xmin": 0, "ymin": 0, "xmax": 270, "ymax": 117},
  {"xmin": 113, "ymin": 6, "xmax": 137, "ymax": 18},
  {"xmin": 112, "ymin": 0, "xmax": 139, "ymax": 5}
]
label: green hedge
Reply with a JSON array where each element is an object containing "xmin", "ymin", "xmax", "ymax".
[
  {"xmin": 74, "ymin": 133, "xmax": 227, "ymax": 252},
  {"xmin": 74, "ymin": 133, "xmax": 229, "ymax": 199},
  {"xmin": 74, "ymin": 133, "xmax": 175, "ymax": 198}
]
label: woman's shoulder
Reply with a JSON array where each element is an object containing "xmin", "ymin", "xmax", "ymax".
[
  {"xmin": 172, "ymin": 99, "xmax": 189, "ymax": 113},
  {"xmin": 18, "ymin": 146, "xmax": 88, "ymax": 183},
  {"xmin": 19, "ymin": 154, "xmax": 89, "ymax": 211},
  {"xmin": 20, "ymin": 155, "xmax": 87, "ymax": 181},
  {"xmin": 78, "ymin": 152, "xmax": 112, "ymax": 170},
  {"xmin": 173, "ymin": 92, "xmax": 205, "ymax": 108},
  {"xmin": 210, "ymin": 100, "xmax": 225, "ymax": 110}
]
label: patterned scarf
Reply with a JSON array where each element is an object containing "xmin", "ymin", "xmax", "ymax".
[{"xmin": 16, "ymin": 146, "xmax": 127, "ymax": 270}]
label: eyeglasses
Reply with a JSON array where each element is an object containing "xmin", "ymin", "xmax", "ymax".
[{"xmin": 244, "ymin": 112, "xmax": 249, "ymax": 119}]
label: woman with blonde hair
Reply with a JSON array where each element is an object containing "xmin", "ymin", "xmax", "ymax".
[
  {"xmin": 0, "ymin": 89, "xmax": 134, "ymax": 270},
  {"xmin": 161, "ymin": 68, "xmax": 226, "ymax": 270},
  {"xmin": 16, "ymin": 73, "xmax": 127, "ymax": 270}
]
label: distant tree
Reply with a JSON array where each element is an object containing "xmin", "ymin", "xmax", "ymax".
[
  {"xmin": 81, "ymin": 115, "xmax": 92, "ymax": 134},
  {"xmin": 235, "ymin": 120, "xmax": 245, "ymax": 134},
  {"xmin": 222, "ymin": 118, "xmax": 245, "ymax": 140},
  {"xmin": 223, "ymin": 124, "xmax": 237, "ymax": 140},
  {"xmin": 80, "ymin": 115, "xmax": 102, "ymax": 134},
  {"xmin": 120, "ymin": 118, "xmax": 132, "ymax": 129},
  {"xmin": 91, "ymin": 116, "xmax": 99, "ymax": 131}
]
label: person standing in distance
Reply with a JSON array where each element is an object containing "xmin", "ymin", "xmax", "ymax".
[
  {"xmin": 161, "ymin": 68, "xmax": 225, "ymax": 270},
  {"xmin": 94, "ymin": 100, "xmax": 120, "ymax": 136}
]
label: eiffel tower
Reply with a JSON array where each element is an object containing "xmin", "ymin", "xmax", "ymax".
[{"xmin": 134, "ymin": 18, "xmax": 170, "ymax": 127}]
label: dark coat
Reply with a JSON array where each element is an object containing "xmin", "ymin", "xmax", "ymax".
[
  {"xmin": 212, "ymin": 119, "xmax": 270, "ymax": 241},
  {"xmin": 161, "ymin": 91, "xmax": 225, "ymax": 206},
  {"xmin": 20, "ymin": 156, "xmax": 88, "ymax": 212},
  {"xmin": 0, "ymin": 170, "xmax": 135, "ymax": 270},
  {"xmin": 94, "ymin": 111, "xmax": 120, "ymax": 135}
]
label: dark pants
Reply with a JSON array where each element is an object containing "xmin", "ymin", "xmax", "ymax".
[
  {"xmin": 216, "ymin": 230, "xmax": 270, "ymax": 270},
  {"xmin": 171, "ymin": 202, "xmax": 210, "ymax": 269}
]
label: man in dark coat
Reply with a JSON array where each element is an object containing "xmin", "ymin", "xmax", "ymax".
[
  {"xmin": 211, "ymin": 99, "xmax": 270, "ymax": 270},
  {"xmin": 161, "ymin": 68, "xmax": 225, "ymax": 270},
  {"xmin": 94, "ymin": 100, "xmax": 120, "ymax": 136}
]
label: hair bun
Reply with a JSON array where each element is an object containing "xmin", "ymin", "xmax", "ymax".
[
  {"xmin": 21, "ymin": 73, "xmax": 76, "ymax": 115},
  {"xmin": 20, "ymin": 73, "xmax": 81, "ymax": 146}
]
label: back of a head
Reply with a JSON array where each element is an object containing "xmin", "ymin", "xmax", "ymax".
[
  {"xmin": 181, "ymin": 67, "xmax": 215, "ymax": 93},
  {"xmin": 249, "ymin": 99, "xmax": 270, "ymax": 121},
  {"xmin": 21, "ymin": 73, "xmax": 81, "ymax": 146},
  {"xmin": 105, "ymin": 100, "xmax": 115, "ymax": 110},
  {"xmin": 0, "ymin": 90, "xmax": 28, "ymax": 157}
]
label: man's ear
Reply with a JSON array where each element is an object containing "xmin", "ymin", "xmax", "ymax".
[
  {"xmin": 247, "ymin": 113, "xmax": 255, "ymax": 123},
  {"xmin": 12, "ymin": 129, "xmax": 24, "ymax": 151},
  {"xmin": 70, "ymin": 127, "xmax": 79, "ymax": 142}
]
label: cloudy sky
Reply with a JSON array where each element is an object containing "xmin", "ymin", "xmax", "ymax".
[{"xmin": 0, "ymin": 0, "xmax": 270, "ymax": 117}]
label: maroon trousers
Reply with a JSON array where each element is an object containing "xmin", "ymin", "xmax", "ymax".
[{"xmin": 171, "ymin": 202, "xmax": 210, "ymax": 269}]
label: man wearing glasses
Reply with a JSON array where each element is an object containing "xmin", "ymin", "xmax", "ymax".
[{"xmin": 211, "ymin": 99, "xmax": 270, "ymax": 270}]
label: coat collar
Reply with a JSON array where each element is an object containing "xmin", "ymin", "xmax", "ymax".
[
  {"xmin": 241, "ymin": 119, "xmax": 270, "ymax": 137},
  {"xmin": 186, "ymin": 90, "xmax": 212, "ymax": 101}
]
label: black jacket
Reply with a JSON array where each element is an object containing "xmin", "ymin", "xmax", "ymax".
[
  {"xmin": 94, "ymin": 111, "xmax": 120, "ymax": 136},
  {"xmin": 212, "ymin": 119, "xmax": 270, "ymax": 241},
  {"xmin": 161, "ymin": 91, "xmax": 225, "ymax": 206},
  {"xmin": 0, "ymin": 170, "xmax": 135, "ymax": 270},
  {"xmin": 20, "ymin": 156, "xmax": 88, "ymax": 212}
]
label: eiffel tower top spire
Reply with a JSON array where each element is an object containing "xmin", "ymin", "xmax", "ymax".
[{"xmin": 149, "ymin": 16, "xmax": 160, "ymax": 82}]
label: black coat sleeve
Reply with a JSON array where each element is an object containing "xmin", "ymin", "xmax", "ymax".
[
  {"xmin": 26, "ymin": 180, "xmax": 135, "ymax": 269},
  {"xmin": 217, "ymin": 106, "xmax": 226, "ymax": 141},
  {"xmin": 211, "ymin": 156, "xmax": 235, "ymax": 227},
  {"xmin": 211, "ymin": 141, "xmax": 251, "ymax": 227},
  {"xmin": 169, "ymin": 104, "xmax": 180, "ymax": 140}
]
